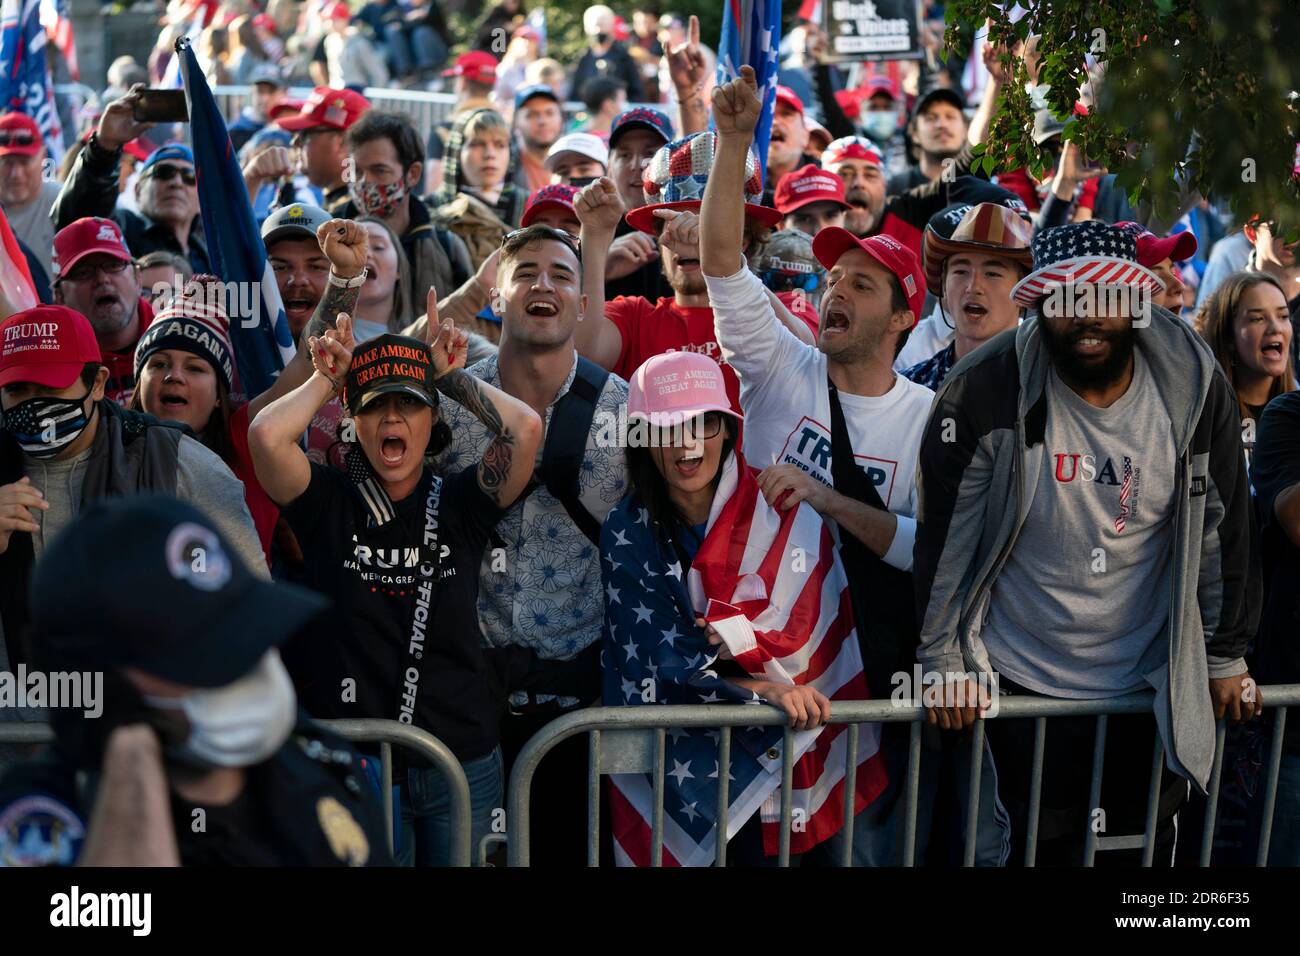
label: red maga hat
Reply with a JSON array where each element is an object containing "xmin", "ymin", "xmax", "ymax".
[
  {"xmin": 812, "ymin": 229, "xmax": 926, "ymax": 326},
  {"xmin": 274, "ymin": 87, "xmax": 370, "ymax": 132},
  {"xmin": 0, "ymin": 305, "xmax": 102, "ymax": 389},
  {"xmin": 774, "ymin": 165, "xmax": 850, "ymax": 215}
]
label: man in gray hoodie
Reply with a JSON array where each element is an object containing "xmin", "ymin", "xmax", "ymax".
[{"xmin": 915, "ymin": 219, "xmax": 1261, "ymax": 865}]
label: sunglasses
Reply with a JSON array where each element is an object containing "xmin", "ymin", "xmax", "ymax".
[
  {"xmin": 291, "ymin": 127, "xmax": 339, "ymax": 150},
  {"xmin": 145, "ymin": 163, "xmax": 197, "ymax": 185},
  {"xmin": 759, "ymin": 268, "xmax": 821, "ymax": 294},
  {"xmin": 0, "ymin": 129, "xmax": 36, "ymax": 148},
  {"xmin": 60, "ymin": 257, "xmax": 133, "ymax": 284},
  {"xmin": 648, "ymin": 411, "xmax": 725, "ymax": 446},
  {"xmin": 504, "ymin": 225, "xmax": 583, "ymax": 260}
]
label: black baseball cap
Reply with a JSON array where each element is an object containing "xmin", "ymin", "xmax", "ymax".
[
  {"xmin": 261, "ymin": 202, "xmax": 331, "ymax": 246},
  {"xmin": 343, "ymin": 333, "xmax": 438, "ymax": 415},
  {"xmin": 30, "ymin": 496, "xmax": 327, "ymax": 689},
  {"xmin": 912, "ymin": 86, "xmax": 966, "ymax": 120}
]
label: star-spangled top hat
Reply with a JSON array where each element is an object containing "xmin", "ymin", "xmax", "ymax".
[
  {"xmin": 625, "ymin": 131, "xmax": 782, "ymax": 234},
  {"xmin": 1010, "ymin": 220, "xmax": 1166, "ymax": 308}
]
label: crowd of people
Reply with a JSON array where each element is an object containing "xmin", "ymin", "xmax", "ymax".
[{"xmin": 0, "ymin": 2, "xmax": 1295, "ymax": 869}]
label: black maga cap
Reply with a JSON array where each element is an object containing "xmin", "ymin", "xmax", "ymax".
[
  {"xmin": 30, "ymin": 496, "xmax": 327, "ymax": 688},
  {"xmin": 342, "ymin": 333, "xmax": 437, "ymax": 415}
]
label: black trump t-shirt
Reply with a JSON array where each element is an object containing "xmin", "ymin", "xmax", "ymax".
[{"xmin": 280, "ymin": 463, "xmax": 504, "ymax": 761}]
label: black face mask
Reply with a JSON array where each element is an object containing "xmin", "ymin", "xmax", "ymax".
[
  {"xmin": 0, "ymin": 390, "xmax": 93, "ymax": 459},
  {"xmin": 596, "ymin": 32, "xmax": 610, "ymax": 45}
]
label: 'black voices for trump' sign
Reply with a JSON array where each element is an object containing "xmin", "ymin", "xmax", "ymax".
[{"xmin": 823, "ymin": 0, "xmax": 922, "ymax": 62}]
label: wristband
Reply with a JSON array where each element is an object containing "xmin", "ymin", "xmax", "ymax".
[{"xmin": 328, "ymin": 268, "xmax": 368, "ymax": 289}]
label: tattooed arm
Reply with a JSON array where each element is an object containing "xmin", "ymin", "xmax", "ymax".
[
  {"xmin": 246, "ymin": 219, "xmax": 367, "ymax": 420},
  {"xmin": 428, "ymin": 314, "xmax": 542, "ymax": 508}
]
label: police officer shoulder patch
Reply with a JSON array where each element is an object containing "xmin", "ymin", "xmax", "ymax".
[
  {"xmin": 0, "ymin": 795, "xmax": 86, "ymax": 867},
  {"xmin": 317, "ymin": 795, "xmax": 369, "ymax": 866}
]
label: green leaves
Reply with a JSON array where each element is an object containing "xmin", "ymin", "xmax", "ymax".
[{"xmin": 944, "ymin": 0, "xmax": 1300, "ymax": 230}]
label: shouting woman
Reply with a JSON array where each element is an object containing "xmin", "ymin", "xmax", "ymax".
[
  {"xmin": 601, "ymin": 351, "xmax": 886, "ymax": 867},
  {"xmin": 248, "ymin": 308, "xmax": 542, "ymax": 866}
]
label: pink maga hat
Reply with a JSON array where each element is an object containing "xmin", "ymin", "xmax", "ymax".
[{"xmin": 627, "ymin": 352, "xmax": 741, "ymax": 427}]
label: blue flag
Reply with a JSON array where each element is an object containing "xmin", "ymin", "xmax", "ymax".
[
  {"xmin": 0, "ymin": 0, "xmax": 64, "ymax": 155},
  {"xmin": 177, "ymin": 37, "xmax": 294, "ymax": 401},
  {"xmin": 716, "ymin": 0, "xmax": 782, "ymax": 179}
]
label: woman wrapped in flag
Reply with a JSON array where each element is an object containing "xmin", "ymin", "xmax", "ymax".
[{"xmin": 602, "ymin": 351, "xmax": 888, "ymax": 866}]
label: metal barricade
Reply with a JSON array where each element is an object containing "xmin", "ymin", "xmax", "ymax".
[
  {"xmin": 506, "ymin": 685, "xmax": 1300, "ymax": 867},
  {"xmin": 0, "ymin": 717, "xmax": 473, "ymax": 867},
  {"xmin": 322, "ymin": 718, "xmax": 472, "ymax": 867}
]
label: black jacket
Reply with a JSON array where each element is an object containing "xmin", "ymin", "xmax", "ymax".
[
  {"xmin": 571, "ymin": 41, "xmax": 645, "ymax": 102},
  {"xmin": 0, "ymin": 713, "xmax": 393, "ymax": 866},
  {"xmin": 50, "ymin": 138, "xmax": 211, "ymax": 274}
]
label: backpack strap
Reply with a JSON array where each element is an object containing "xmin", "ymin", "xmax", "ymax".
[{"xmin": 537, "ymin": 357, "xmax": 610, "ymax": 545}]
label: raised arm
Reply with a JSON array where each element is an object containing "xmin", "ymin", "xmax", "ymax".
[
  {"xmin": 248, "ymin": 316, "xmax": 355, "ymax": 505},
  {"xmin": 573, "ymin": 177, "xmax": 629, "ymax": 371},
  {"xmin": 701, "ymin": 66, "xmax": 761, "ymax": 279},
  {"xmin": 51, "ymin": 85, "xmax": 154, "ymax": 230},
  {"xmin": 666, "ymin": 15, "xmax": 710, "ymax": 136},
  {"xmin": 425, "ymin": 298, "xmax": 542, "ymax": 508},
  {"xmin": 246, "ymin": 218, "xmax": 367, "ymax": 421},
  {"xmin": 241, "ymin": 145, "xmax": 296, "ymax": 206}
]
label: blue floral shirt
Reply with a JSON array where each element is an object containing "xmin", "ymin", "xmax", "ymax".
[{"xmin": 437, "ymin": 353, "xmax": 629, "ymax": 700}]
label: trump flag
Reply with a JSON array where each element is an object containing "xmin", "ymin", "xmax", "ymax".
[{"xmin": 177, "ymin": 36, "xmax": 294, "ymax": 401}]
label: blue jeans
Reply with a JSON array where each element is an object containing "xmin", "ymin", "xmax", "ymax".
[
  {"xmin": 398, "ymin": 746, "xmax": 502, "ymax": 867},
  {"xmin": 383, "ymin": 23, "xmax": 446, "ymax": 77}
]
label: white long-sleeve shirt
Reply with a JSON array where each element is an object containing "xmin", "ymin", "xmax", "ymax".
[{"xmin": 706, "ymin": 266, "xmax": 933, "ymax": 571}]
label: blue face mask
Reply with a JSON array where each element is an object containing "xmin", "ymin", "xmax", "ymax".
[
  {"xmin": 1, "ymin": 392, "xmax": 92, "ymax": 459},
  {"xmin": 861, "ymin": 110, "xmax": 898, "ymax": 144}
]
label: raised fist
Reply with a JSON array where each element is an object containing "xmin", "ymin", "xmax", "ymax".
[
  {"xmin": 712, "ymin": 65, "xmax": 762, "ymax": 137},
  {"xmin": 574, "ymin": 176, "xmax": 627, "ymax": 234},
  {"xmin": 316, "ymin": 218, "xmax": 369, "ymax": 279}
]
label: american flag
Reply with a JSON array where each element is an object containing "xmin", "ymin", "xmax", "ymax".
[
  {"xmin": 1114, "ymin": 455, "xmax": 1133, "ymax": 534},
  {"xmin": 602, "ymin": 452, "xmax": 888, "ymax": 866},
  {"xmin": 717, "ymin": 0, "xmax": 782, "ymax": 179},
  {"xmin": 0, "ymin": 0, "xmax": 63, "ymax": 155},
  {"xmin": 177, "ymin": 37, "xmax": 294, "ymax": 402}
]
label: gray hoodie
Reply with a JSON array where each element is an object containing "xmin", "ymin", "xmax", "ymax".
[{"xmin": 913, "ymin": 305, "xmax": 1259, "ymax": 791}]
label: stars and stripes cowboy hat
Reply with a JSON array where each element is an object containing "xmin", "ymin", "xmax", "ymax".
[
  {"xmin": 1010, "ymin": 219, "xmax": 1166, "ymax": 308},
  {"xmin": 922, "ymin": 201, "xmax": 1034, "ymax": 296}
]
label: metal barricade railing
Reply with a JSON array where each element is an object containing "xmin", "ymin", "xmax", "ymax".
[
  {"xmin": 211, "ymin": 85, "xmax": 594, "ymax": 132},
  {"xmin": 0, "ymin": 717, "xmax": 473, "ymax": 867},
  {"xmin": 321, "ymin": 718, "xmax": 472, "ymax": 867},
  {"xmin": 506, "ymin": 685, "xmax": 1300, "ymax": 867}
]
